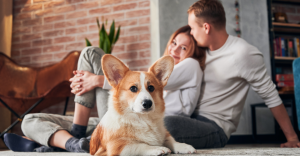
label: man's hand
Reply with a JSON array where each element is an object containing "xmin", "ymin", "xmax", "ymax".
[
  {"xmin": 69, "ymin": 70, "xmax": 103, "ymax": 96},
  {"xmin": 281, "ymin": 140, "xmax": 300, "ymax": 148},
  {"xmin": 270, "ymin": 104, "xmax": 300, "ymax": 148}
]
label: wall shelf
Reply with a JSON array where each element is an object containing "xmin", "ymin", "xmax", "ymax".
[{"xmin": 275, "ymin": 56, "xmax": 297, "ymax": 60}]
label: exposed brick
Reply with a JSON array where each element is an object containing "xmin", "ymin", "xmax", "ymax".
[
  {"xmin": 126, "ymin": 42, "xmax": 150, "ymax": 51},
  {"xmin": 100, "ymin": 0, "xmax": 123, "ymax": 6},
  {"xmin": 101, "ymin": 13, "xmax": 124, "ymax": 21},
  {"xmin": 77, "ymin": 1, "xmax": 99, "ymax": 9},
  {"xmin": 22, "ymin": 33, "xmax": 42, "ymax": 41},
  {"xmin": 66, "ymin": 42, "xmax": 85, "ymax": 51},
  {"xmin": 44, "ymin": 15, "xmax": 64, "ymax": 23},
  {"xmin": 115, "ymin": 51, "xmax": 138, "ymax": 60},
  {"xmin": 13, "ymin": 7, "xmax": 22, "ymax": 15},
  {"xmin": 113, "ymin": 3, "xmax": 137, "ymax": 11},
  {"xmin": 126, "ymin": 9, "xmax": 150, "ymax": 18},
  {"xmin": 43, "ymin": 30, "xmax": 64, "ymax": 37},
  {"xmin": 21, "ymin": 48, "xmax": 42, "ymax": 55},
  {"xmin": 89, "ymin": 25, "xmax": 98, "ymax": 31},
  {"xmin": 139, "ymin": 16, "xmax": 150, "ymax": 24},
  {"xmin": 117, "ymin": 35, "xmax": 138, "ymax": 44},
  {"xmin": 54, "ymin": 21, "xmax": 76, "ymax": 28},
  {"xmin": 44, "ymin": 0, "xmax": 65, "ymax": 9},
  {"xmin": 139, "ymin": 50, "xmax": 150, "ymax": 58},
  {"xmin": 77, "ymin": 32, "xmax": 98, "ymax": 41},
  {"xmin": 66, "ymin": 11, "xmax": 87, "ymax": 19},
  {"xmin": 53, "ymin": 51, "xmax": 73, "ymax": 60},
  {"xmin": 77, "ymin": 17, "xmax": 97, "ymax": 25},
  {"xmin": 139, "ymin": 1, "xmax": 150, "ymax": 7},
  {"xmin": 32, "ymin": 54, "xmax": 53, "ymax": 62},
  {"xmin": 66, "ymin": 0, "xmax": 87, "ymax": 3},
  {"xmin": 23, "ymin": 19, "xmax": 42, "ymax": 26},
  {"xmin": 116, "ymin": 19, "xmax": 137, "ymax": 27},
  {"xmin": 127, "ymin": 59, "xmax": 150, "ymax": 68},
  {"xmin": 12, "ymin": 36, "xmax": 21, "ymax": 42},
  {"xmin": 13, "ymin": 21, "xmax": 22, "ymax": 28},
  {"xmin": 126, "ymin": 26, "xmax": 149, "ymax": 34},
  {"xmin": 14, "ymin": 12, "xmax": 32, "ymax": 20},
  {"xmin": 32, "ymin": 24, "xmax": 53, "ymax": 32},
  {"xmin": 66, "ymin": 26, "xmax": 87, "ymax": 34},
  {"xmin": 21, "ymin": 4, "xmax": 43, "ymax": 12},
  {"xmin": 35, "ymin": 9, "xmax": 53, "ymax": 17},
  {"xmin": 14, "ymin": 0, "xmax": 32, "ymax": 6},
  {"xmin": 54, "ymin": 36, "xmax": 76, "ymax": 43},
  {"xmin": 13, "ymin": 56, "xmax": 31, "ymax": 64},
  {"xmin": 139, "ymin": 33, "xmax": 150, "ymax": 41},
  {"xmin": 89, "ymin": 7, "xmax": 111, "ymax": 15},
  {"xmin": 32, "ymin": 39, "xmax": 52, "ymax": 46},
  {"xmin": 13, "ymin": 27, "xmax": 31, "ymax": 34},
  {"xmin": 33, "ymin": 0, "xmax": 51, "ymax": 3},
  {"xmin": 43, "ymin": 45, "xmax": 64, "ymax": 53},
  {"xmin": 12, "ymin": 42, "xmax": 31, "ymax": 50},
  {"xmin": 112, "ymin": 45, "xmax": 125, "ymax": 53},
  {"xmin": 11, "ymin": 50, "xmax": 21, "ymax": 57},
  {"xmin": 54, "ymin": 5, "xmax": 76, "ymax": 13}
]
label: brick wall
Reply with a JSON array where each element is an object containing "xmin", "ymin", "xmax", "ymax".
[
  {"xmin": 273, "ymin": 3, "xmax": 300, "ymax": 24},
  {"xmin": 10, "ymin": 0, "xmax": 151, "ymax": 136}
]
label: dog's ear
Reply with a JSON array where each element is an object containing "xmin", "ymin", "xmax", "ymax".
[
  {"xmin": 102, "ymin": 54, "xmax": 129, "ymax": 88},
  {"xmin": 148, "ymin": 56, "xmax": 174, "ymax": 87}
]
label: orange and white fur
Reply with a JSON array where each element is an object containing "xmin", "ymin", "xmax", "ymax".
[{"xmin": 90, "ymin": 55, "xmax": 196, "ymax": 156}]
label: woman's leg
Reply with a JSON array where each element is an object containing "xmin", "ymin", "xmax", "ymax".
[
  {"xmin": 164, "ymin": 115, "xmax": 228, "ymax": 149},
  {"xmin": 73, "ymin": 47, "xmax": 109, "ymax": 128},
  {"xmin": 21, "ymin": 113, "xmax": 99, "ymax": 152}
]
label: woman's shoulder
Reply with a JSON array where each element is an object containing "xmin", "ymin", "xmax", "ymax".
[{"xmin": 180, "ymin": 57, "xmax": 199, "ymax": 65}]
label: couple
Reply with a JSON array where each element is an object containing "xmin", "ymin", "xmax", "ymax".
[{"xmin": 4, "ymin": 0, "xmax": 300, "ymax": 153}]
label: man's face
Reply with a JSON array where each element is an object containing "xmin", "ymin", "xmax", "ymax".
[{"xmin": 188, "ymin": 12, "xmax": 207, "ymax": 47}]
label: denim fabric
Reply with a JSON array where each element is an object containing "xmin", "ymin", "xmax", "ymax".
[
  {"xmin": 164, "ymin": 114, "xmax": 228, "ymax": 149},
  {"xmin": 74, "ymin": 46, "xmax": 109, "ymax": 119},
  {"xmin": 21, "ymin": 113, "xmax": 99, "ymax": 146}
]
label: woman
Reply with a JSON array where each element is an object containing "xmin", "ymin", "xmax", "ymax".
[{"xmin": 4, "ymin": 25, "xmax": 209, "ymax": 152}]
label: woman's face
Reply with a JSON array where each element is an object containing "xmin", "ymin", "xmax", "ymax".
[{"xmin": 168, "ymin": 33, "xmax": 191, "ymax": 65}]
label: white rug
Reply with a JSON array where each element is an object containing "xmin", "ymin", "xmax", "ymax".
[{"xmin": 1, "ymin": 147, "xmax": 300, "ymax": 156}]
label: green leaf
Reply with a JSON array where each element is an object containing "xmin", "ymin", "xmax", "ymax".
[
  {"xmin": 114, "ymin": 26, "xmax": 121, "ymax": 44},
  {"xmin": 104, "ymin": 31, "xmax": 111, "ymax": 54},
  {"xmin": 85, "ymin": 38, "xmax": 92, "ymax": 46},
  {"xmin": 99, "ymin": 23, "xmax": 106, "ymax": 49},
  {"xmin": 108, "ymin": 20, "xmax": 115, "ymax": 44},
  {"xmin": 96, "ymin": 18, "xmax": 100, "ymax": 30}
]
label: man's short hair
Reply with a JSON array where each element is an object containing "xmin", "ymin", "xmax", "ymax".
[{"xmin": 188, "ymin": 0, "xmax": 226, "ymax": 30}]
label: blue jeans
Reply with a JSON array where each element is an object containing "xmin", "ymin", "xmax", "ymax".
[{"xmin": 164, "ymin": 114, "xmax": 228, "ymax": 149}]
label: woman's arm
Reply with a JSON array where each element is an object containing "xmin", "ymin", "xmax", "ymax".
[{"xmin": 164, "ymin": 58, "xmax": 202, "ymax": 91}]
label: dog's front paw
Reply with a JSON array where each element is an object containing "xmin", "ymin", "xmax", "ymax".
[
  {"xmin": 172, "ymin": 143, "xmax": 196, "ymax": 154},
  {"xmin": 145, "ymin": 146, "xmax": 171, "ymax": 156}
]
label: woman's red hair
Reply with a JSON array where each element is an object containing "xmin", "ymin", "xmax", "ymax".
[{"xmin": 163, "ymin": 25, "xmax": 206, "ymax": 70}]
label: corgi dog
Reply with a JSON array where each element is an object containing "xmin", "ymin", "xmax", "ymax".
[{"xmin": 90, "ymin": 54, "xmax": 196, "ymax": 156}]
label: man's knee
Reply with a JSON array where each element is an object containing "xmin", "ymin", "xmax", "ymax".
[{"xmin": 80, "ymin": 47, "xmax": 105, "ymax": 58}]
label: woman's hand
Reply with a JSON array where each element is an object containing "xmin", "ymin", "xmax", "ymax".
[{"xmin": 69, "ymin": 70, "xmax": 102, "ymax": 96}]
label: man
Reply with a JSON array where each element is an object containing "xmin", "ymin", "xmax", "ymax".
[{"xmin": 164, "ymin": 0, "xmax": 300, "ymax": 148}]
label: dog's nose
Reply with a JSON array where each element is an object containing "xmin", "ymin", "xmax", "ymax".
[{"xmin": 142, "ymin": 99, "xmax": 152, "ymax": 109}]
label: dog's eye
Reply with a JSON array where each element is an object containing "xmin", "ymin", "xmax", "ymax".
[
  {"xmin": 130, "ymin": 86, "xmax": 138, "ymax": 92},
  {"xmin": 148, "ymin": 85, "xmax": 155, "ymax": 92}
]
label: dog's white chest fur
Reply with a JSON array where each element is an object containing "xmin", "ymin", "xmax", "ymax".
[{"xmin": 100, "ymin": 109, "xmax": 166, "ymax": 146}]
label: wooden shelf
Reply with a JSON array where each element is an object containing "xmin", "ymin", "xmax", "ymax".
[
  {"xmin": 275, "ymin": 56, "xmax": 297, "ymax": 60},
  {"xmin": 273, "ymin": 22, "xmax": 300, "ymax": 28}
]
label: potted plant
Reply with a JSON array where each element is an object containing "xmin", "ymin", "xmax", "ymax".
[{"xmin": 85, "ymin": 18, "xmax": 121, "ymax": 54}]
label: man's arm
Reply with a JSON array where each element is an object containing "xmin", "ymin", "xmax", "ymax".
[{"xmin": 270, "ymin": 104, "xmax": 300, "ymax": 147}]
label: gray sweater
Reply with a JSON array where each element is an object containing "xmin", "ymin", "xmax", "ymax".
[{"xmin": 194, "ymin": 35, "xmax": 282, "ymax": 139}]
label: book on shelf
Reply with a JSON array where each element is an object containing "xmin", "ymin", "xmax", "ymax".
[
  {"xmin": 277, "ymin": 81, "xmax": 294, "ymax": 87},
  {"xmin": 276, "ymin": 74, "xmax": 294, "ymax": 82},
  {"xmin": 273, "ymin": 36, "xmax": 300, "ymax": 57}
]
